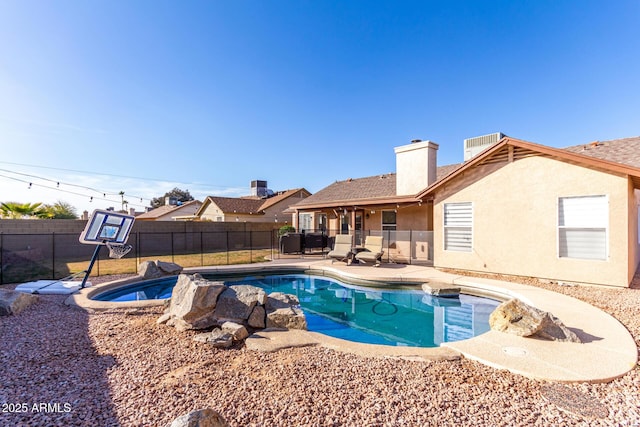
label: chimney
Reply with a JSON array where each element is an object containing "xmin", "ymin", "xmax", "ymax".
[{"xmin": 394, "ymin": 139, "xmax": 439, "ymax": 195}]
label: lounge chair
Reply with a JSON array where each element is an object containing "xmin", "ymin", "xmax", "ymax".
[
  {"xmin": 354, "ymin": 236, "xmax": 384, "ymax": 266},
  {"xmin": 327, "ymin": 234, "xmax": 353, "ymax": 264}
]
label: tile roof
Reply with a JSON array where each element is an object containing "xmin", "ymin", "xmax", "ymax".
[
  {"xmin": 259, "ymin": 188, "xmax": 310, "ymax": 210},
  {"xmin": 135, "ymin": 200, "xmax": 201, "ymax": 219},
  {"xmin": 562, "ymin": 136, "xmax": 640, "ymax": 168},
  {"xmin": 206, "ymin": 196, "xmax": 265, "ymax": 214},
  {"xmin": 295, "ymin": 165, "xmax": 461, "ymax": 207},
  {"xmin": 294, "ymin": 174, "xmax": 396, "ymax": 207}
]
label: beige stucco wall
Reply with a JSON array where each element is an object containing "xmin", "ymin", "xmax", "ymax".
[
  {"xmin": 433, "ymin": 155, "xmax": 634, "ymax": 287},
  {"xmin": 630, "ymin": 187, "xmax": 640, "ymax": 281},
  {"xmin": 156, "ymin": 203, "xmax": 202, "ymax": 221}
]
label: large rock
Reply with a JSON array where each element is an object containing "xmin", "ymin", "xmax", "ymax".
[
  {"xmin": 138, "ymin": 260, "xmax": 183, "ymax": 279},
  {"xmin": 489, "ymin": 298, "xmax": 582, "ymax": 343},
  {"xmin": 0, "ymin": 289, "xmax": 38, "ymax": 316},
  {"xmin": 138, "ymin": 260, "xmax": 162, "ymax": 279},
  {"xmin": 165, "ymin": 274, "xmax": 226, "ymax": 331},
  {"xmin": 156, "ymin": 260, "xmax": 183, "ymax": 275},
  {"xmin": 221, "ymin": 321, "xmax": 249, "ymax": 341},
  {"xmin": 213, "ymin": 285, "xmax": 266, "ymax": 323},
  {"xmin": 265, "ymin": 292, "xmax": 307, "ymax": 330},
  {"xmin": 247, "ymin": 305, "xmax": 266, "ymax": 328},
  {"xmin": 265, "ymin": 292, "xmax": 299, "ymax": 310},
  {"xmin": 168, "ymin": 407, "xmax": 229, "ymax": 427}
]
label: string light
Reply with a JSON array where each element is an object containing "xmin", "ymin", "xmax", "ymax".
[
  {"xmin": 0, "ymin": 167, "xmax": 150, "ymax": 203},
  {"xmin": 0, "ymin": 173, "xmax": 149, "ymax": 209}
]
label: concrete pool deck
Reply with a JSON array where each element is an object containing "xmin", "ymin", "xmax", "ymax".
[{"xmin": 68, "ymin": 258, "xmax": 638, "ymax": 383}]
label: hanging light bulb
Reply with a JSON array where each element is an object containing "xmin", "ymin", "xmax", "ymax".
[
  {"xmin": 56, "ymin": 182, "xmax": 60, "ymax": 188},
  {"xmin": 90, "ymin": 196, "xmax": 93, "ymax": 202},
  {"xmin": 28, "ymin": 182, "xmax": 32, "ymax": 189}
]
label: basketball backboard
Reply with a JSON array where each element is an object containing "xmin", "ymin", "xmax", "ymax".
[{"xmin": 79, "ymin": 209, "xmax": 135, "ymax": 245}]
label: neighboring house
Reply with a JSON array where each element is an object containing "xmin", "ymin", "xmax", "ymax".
[
  {"xmin": 135, "ymin": 200, "xmax": 203, "ymax": 221},
  {"xmin": 292, "ymin": 135, "xmax": 640, "ymax": 287},
  {"xmin": 197, "ymin": 188, "xmax": 311, "ymax": 223}
]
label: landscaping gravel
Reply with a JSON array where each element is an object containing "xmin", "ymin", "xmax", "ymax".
[{"xmin": 1, "ymin": 273, "xmax": 639, "ymax": 426}]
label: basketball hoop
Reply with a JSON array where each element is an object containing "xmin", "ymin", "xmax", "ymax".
[
  {"xmin": 78, "ymin": 209, "xmax": 136, "ymax": 288},
  {"xmin": 106, "ymin": 241, "xmax": 133, "ymax": 259}
]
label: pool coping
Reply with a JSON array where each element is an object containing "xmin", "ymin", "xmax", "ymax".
[{"xmin": 65, "ymin": 259, "xmax": 638, "ymax": 383}]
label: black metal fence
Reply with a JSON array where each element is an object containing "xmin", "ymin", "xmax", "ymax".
[
  {"xmin": 280, "ymin": 229, "xmax": 434, "ymax": 265},
  {"xmin": 0, "ymin": 230, "xmax": 278, "ymax": 285},
  {"xmin": 0, "ymin": 229, "xmax": 434, "ymax": 285}
]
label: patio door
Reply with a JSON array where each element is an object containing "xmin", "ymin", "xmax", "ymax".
[{"xmin": 354, "ymin": 211, "xmax": 364, "ymax": 245}]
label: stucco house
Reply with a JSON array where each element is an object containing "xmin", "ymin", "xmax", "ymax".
[
  {"xmin": 291, "ymin": 135, "xmax": 640, "ymax": 287},
  {"xmin": 197, "ymin": 188, "xmax": 311, "ymax": 223},
  {"xmin": 420, "ymin": 136, "xmax": 640, "ymax": 288},
  {"xmin": 135, "ymin": 199, "xmax": 203, "ymax": 221}
]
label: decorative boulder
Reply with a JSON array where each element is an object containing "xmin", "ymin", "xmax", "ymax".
[
  {"xmin": 168, "ymin": 408, "xmax": 229, "ymax": 427},
  {"xmin": 160, "ymin": 275, "xmax": 306, "ymax": 348},
  {"xmin": 162, "ymin": 274, "xmax": 226, "ymax": 331},
  {"xmin": 156, "ymin": 260, "xmax": 183, "ymax": 275},
  {"xmin": 213, "ymin": 285, "xmax": 267, "ymax": 324},
  {"xmin": 265, "ymin": 292, "xmax": 307, "ymax": 330},
  {"xmin": 0, "ymin": 289, "xmax": 38, "ymax": 316},
  {"xmin": 489, "ymin": 298, "xmax": 582, "ymax": 343},
  {"xmin": 247, "ymin": 305, "xmax": 266, "ymax": 328},
  {"xmin": 138, "ymin": 260, "xmax": 162, "ymax": 279},
  {"xmin": 220, "ymin": 321, "xmax": 249, "ymax": 341},
  {"xmin": 138, "ymin": 260, "xmax": 183, "ymax": 279}
]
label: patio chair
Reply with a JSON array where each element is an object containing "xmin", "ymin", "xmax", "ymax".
[
  {"xmin": 354, "ymin": 236, "xmax": 384, "ymax": 267},
  {"xmin": 327, "ymin": 234, "xmax": 354, "ymax": 264}
]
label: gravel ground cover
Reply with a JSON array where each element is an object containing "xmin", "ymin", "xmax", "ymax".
[{"xmin": 1, "ymin": 273, "xmax": 639, "ymax": 426}]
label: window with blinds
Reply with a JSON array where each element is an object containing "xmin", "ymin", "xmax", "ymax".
[
  {"xmin": 444, "ymin": 202, "xmax": 473, "ymax": 252},
  {"xmin": 558, "ymin": 195, "xmax": 608, "ymax": 260}
]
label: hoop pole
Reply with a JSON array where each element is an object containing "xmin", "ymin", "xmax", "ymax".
[{"xmin": 81, "ymin": 243, "xmax": 103, "ymax": 289}]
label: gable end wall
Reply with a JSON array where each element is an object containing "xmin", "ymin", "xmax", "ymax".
[{"xmin": 433, "ymin": 155, "xmax": 632, "ymax": 287}]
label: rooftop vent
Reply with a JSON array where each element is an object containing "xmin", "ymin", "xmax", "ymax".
[
  {"xmin": 464, "ymin": 132, "xmax": 505, "ymax": 161},
  {"xmin": 251, "ymin": 180, "xmax": 274, "ymax": 198}
]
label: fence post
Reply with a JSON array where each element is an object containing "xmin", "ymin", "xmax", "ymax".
[
  {"xmin": 0, "ymin": 232, "xmax": 3, "ymax": 285},
  {"xmin": 135, "ymin": 232, "xmax": 139, "ymax": 273},
  {"xmin": 200, "ymin": 231, "xmax": 204, "ymax": 267},
  {"xmin": 409, "ymin": 229, "xmax": 413, "ymax": 265},
  {"xmin": 51, "ymin": 232, "xmax": 56, "ymax": 279},
  {"xmin": 249, "ymin": 230, "xmax": 253, "ymax": 263},
  {"xmin": 171, "ymin": 232, "xmax": 175, "ymax": 263},
  {"xmin": 226, "ymin": 231, "xmax": 229, "ymax": 265}
]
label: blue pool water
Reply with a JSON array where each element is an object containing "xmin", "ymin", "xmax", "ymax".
[{"xmin": 94, "ymin": 274, "xmax": 500, "ymax": 347}]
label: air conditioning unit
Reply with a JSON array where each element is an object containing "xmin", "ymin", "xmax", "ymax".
[{"xmin": 464, "ymin": 132, "xmax": 505, "ymax": 161}]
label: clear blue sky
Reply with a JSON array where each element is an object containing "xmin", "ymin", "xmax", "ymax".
[{"xmin": 1, "ymin": 1, "xmax": 638, "ymax": 214}]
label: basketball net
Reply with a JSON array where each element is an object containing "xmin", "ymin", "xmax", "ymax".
[{"xmin": 105, "ymin": 241, "xmax": 133, "ymax": 259}]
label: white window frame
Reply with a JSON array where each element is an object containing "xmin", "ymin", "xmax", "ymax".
[
  {"xmin": 557, "ymin": 195, "xmax": 608, "ymax": 260},
  {"xmin": 443, "ymin": 202, "xmax": 473, "ymax": 252},
  {"xmin": 381, "ymin": 210, "xmax": 397, "ymax": 231},
  {"xmin": 299, "ymin": 213, "xmax": 313, "ymax": 232}
]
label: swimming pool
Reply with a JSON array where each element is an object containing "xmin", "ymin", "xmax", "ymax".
[{"xmin": 93, "ymin": 274, "xmax": 500, "ymax": 347}]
